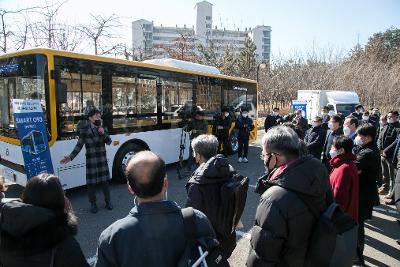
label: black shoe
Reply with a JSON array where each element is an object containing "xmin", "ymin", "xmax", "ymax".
[
  {"xmin": 105, "ymin": 202, "xmax": 113, "ymax": 210},
  {"xmin": 385, "ymin": 199, "xmax": 395, "ymax": 205},
  {"xmin": 90, "ymin": 203, "xmax": 98, "ymax": 214}
]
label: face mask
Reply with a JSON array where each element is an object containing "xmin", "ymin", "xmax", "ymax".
[
  {"xmin": 329, "ymin": 149, "xmax": 338, "ymax": 159},
  {"xmin": 242, "ymin": 113, "xmax": 248, "ymax": 118},
  {"xmin": 343, "ymin": 126, "xmax": 351, "ymax": 136},
  {"xmin": 312, "ymin": 122, "xmax": 319, "ymax": 128},
  {"xmin": 273, "ymin": 111, "xmax": 278, "ymax": 116},
  {"xmin": 94, "ymin": 120, "xmax": 101, "ymax": 127},
  {"xmin": 362, "ymin": 116, "xmax": 369, "ymax": 121},
  {"xmin": 387, "ymin": 119, "xmax": 394, "ymax": 124},
  {"xmin": 224, "ymin": 112, "xmax": 229, "ymax": 117},
  {"xmin": 264, "ymin": 154, "xmax": 277, "ymax": 173},
  {"xmin": 355, "ymin": 136, "xmax": 364, "ymax": 146},
  {"xmin": 322, "ymin": 112, "xmax": 328, "ymax": 116},
  {"xmin": 328, "ymin": 122, "xmax": 334, "ymax": 130}
]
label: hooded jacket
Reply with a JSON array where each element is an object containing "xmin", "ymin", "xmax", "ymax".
[
  {"xmin": 329, "ymin": 153, "xmax": 359, "ymax": 222},
  {"xmin": 185, "ymin": 154, "xmax": 237, "ymax": 257},
  {"xmin": 0, "ymin": 201, "xmax": 88, "ymax": 267},
  {"xmin": 247, "ymin": 156, "xmax": 332, "ymax": 267}
]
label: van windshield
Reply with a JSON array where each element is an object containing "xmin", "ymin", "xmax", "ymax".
[{"xmin": 336, "ymin": 104, "xmax": 357, "ymax": 116}]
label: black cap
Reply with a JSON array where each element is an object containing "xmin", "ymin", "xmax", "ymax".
[
  {"xmin": 241, "ymin": 107, "xmax": 249, "ymax": 112},
  {"xmin": 196, "ymin": 110, "xmax": 205, "ymax": 116},
  {"xmin": 87, "ymin": 107, "xmax": 100, "ymax": 118}
]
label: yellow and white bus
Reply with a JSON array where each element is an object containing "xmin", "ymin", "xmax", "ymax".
[{"xmin": 0, "ymin": 48, "xmax": 258, "ymax": 189}]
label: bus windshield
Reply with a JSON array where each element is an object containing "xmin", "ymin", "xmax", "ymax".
[{"xmin": 0, "ymin": 54, "xmax": 49, "ymax": 139}]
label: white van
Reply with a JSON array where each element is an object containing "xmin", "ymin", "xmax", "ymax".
[{"xmin": 297, "ymin": 90, "xmax": 360, "ymax": 122}]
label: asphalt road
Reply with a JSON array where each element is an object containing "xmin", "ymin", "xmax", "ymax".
[{"xmin": 5, "ymin": 131, "xmax": 400, "ymax": 266}]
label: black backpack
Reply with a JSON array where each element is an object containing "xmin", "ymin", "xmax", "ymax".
[
  {"xmin": 216, "ymin": 174, "xmax": 249, "ymax": 236},
  {"xmin": 177, "ymin": 207, "xmax": 230, "ymax": 267},
  {"xmin": 294, "ymin": 193, "xmax": 358, "ymax": 267}
]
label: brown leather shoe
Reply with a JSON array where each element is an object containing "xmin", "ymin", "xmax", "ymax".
[
  {"xmin": 385, "ymin": 199, "xmax": 395, "ymax": 205},
  {"xmin": 379, "ymin": 188, "xmax": 389, "ymax": 195}
]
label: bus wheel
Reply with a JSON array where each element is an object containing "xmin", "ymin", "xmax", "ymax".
[
  {"xmin": 227, "ymin": 131, "xmax": 239, "ymax": 155},
  {"xmin": 112, "ymin": 142, "xmax": 147, "ymax": 183}
]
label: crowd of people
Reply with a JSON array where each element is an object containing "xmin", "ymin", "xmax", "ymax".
[
  {"xmin": 263, "ymin": 105, "xmax": 400, "ymax": 265},
  {"xmin": 0, "ymin": 103, "xmax": 399, "ymax": 267}
]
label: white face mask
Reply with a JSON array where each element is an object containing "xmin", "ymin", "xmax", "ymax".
[
  {"xmin": 242, "ymin": 113, "xmax": 248, "ymax": 118},
  {"xmin": 355, "ymin": 136, "xmax": 364, "ymax": 146},
  {"xmin": 329, "ymin": 149, "xmax": 338, "ymax": 159},
  {"xmin": 328, "ymin": 122, "xmax": 334, "ymax": 130},
  {"xmin": 312, "ymin": 122, "xmax": 319, "ymax": 128},
  {"xmin": 343, "ymin": 126, "xmax": 351, "ymax": 136},
  {"xmin": 362, "ymin": 116, "xmax": 369, "ymax": 121},
  {"xmin": 273, "ymin": 111, "xmax": 278, "ymax": 116},
  {"xmin": 387, "ymin": 118, "xmax": 395, "ymax": 124},
  {"xmin": 224, "ymin": 112, "xmax": 229, "ymax": 117}
]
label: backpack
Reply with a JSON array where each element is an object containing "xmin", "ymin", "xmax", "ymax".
[
  {"xmin": 177, "ymin": 207, "xmax": 230, "ymax": 267},
  {"xmin": 295, "ymin": 193, "xmax": 358, "ymax": 267},
  {"xmin": 216, "ymin": 174, "xmax": 249, "ymax": 236}
]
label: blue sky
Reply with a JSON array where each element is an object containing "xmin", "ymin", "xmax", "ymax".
[{"xmin": 2, "ymin": 0, "xmax": 400, "ymax": 58}]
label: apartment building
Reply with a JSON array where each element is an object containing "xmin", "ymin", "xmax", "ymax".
[{"xmin": 132, "ymin": 1, "xmax": 271, "ymax": 62}]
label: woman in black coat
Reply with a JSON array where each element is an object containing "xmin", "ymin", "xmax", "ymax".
[
  {"xmin": 0, "ymin": 174, "xmax": 89, "ymax": 267},
  {"xmin": 353, "ymin": 124, "xmax": 381, "ymax": 265}
]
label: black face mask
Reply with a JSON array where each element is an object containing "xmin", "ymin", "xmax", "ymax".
[
  {"xmin": 264, "ymin": 154, "xmax": 277, "ymax": 174},
  {"xmin": 94, "ymin": 120, "xmax": 102, "ymax": 127}
]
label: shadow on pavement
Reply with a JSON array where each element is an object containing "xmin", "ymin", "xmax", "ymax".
[
  {"xmin": 364, "ymin": 255, "xmax": 391, "ymax": 267},
  {"xmin": 365, "ymin": 220, "xmax": 400, "ymax": 266}
]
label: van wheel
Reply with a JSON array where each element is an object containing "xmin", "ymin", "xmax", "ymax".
[
  {"xmin": 227, "ymin": 131, "xmax": 238, "ymax": 155},
  {"xmin": 112, "ymin": 142, "xmax": 147, "ymax": 183}
]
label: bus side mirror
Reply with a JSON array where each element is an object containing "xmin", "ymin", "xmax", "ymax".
[{"xmin": 56, "ymin": 82, "xmax": 67, "ymax": 103}]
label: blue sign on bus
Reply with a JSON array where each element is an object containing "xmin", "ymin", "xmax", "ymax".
[{"xmin": 12, "ymin": 99, "xmax": 54, "ymax": 179}]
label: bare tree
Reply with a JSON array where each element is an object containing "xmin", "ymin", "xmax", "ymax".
[
  {"xmin": 0, "ymin": 6, "xmax": 39, "ymax": 53},
  {"xmin": 34, "ymin": 1, "xmax": 67, "ymax": 49},
  {"xmin": 156, "ymin": 32, "xmax": 198, "ymax": 61},
  {"xmin": 54, "ymin": 23, "xmax": 83, "ymax": 51},
  {"xmin": 78, "ymin": 14, "xmax": 121, "ymax": 55}
]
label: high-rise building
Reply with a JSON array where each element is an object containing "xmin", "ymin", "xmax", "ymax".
[{"xmin": 132, "ymin": 1, "xmax": 271, "ymax": 62}]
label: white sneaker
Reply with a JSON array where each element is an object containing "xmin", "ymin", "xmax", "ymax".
[
  {"xmin": 238, "ymin": 157, "xmax": 243, "ymax": 163},
  {"xmin": 243, "ymin": 157, "xmax": 248, "ymax": 163}
]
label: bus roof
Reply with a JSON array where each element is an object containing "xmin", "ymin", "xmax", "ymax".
[{"xmin": 1, "ymin": 48, "xmax": 256, "ymax": 84}]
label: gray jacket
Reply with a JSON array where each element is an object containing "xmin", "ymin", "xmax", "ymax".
[{"xmin": 95, "ymin": 200, "xmax": 215, "ymax": 267}]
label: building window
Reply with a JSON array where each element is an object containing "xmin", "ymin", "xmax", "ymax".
[
  {"xmin": 263, "ymin": 30, "xmax": 270, "ymax": 37},
  {"xmin": 206, "ymin": 24, "xmax": 211, "ymax": 29},
  {"xmin": 206, "ymin": 16, "xmax": 211, "ymax": 20}
]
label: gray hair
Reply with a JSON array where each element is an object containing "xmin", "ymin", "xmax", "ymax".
[
  {"xmin": 191, "ymin": 134, "xmax": 218, "ymax": 160},
  {"xmin": 262, "ymin": 126, "xmax": 301, "ymax": 156}
]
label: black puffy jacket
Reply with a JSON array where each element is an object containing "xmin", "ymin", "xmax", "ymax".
[
  {"xmin": 185, "ymin": 155, "xmax": 237, "ymax": 257},
  {"xmin": 354, "ymin": 142, "xmax": 381, "ymax": 221},
  {"xmin": 247, "ymin": 156, "xmax": 332, "ymax": 267},
  {"xmin": 0, "ymin": 200, "xmax": 88, "ymax": 267}
]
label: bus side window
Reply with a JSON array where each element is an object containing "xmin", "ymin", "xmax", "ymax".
[{"xmin": 161, "ymin": 79, "xmax": 193, "ymax": 128}]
